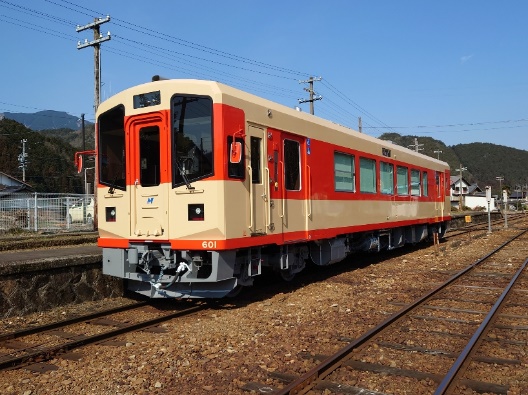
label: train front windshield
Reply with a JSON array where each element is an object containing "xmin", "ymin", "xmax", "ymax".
[
  {"xmin": 97, "ymin": 95, "xmax": 214, "ymax": 191},
  {"xmin": 98, "ymin": 106, "xmax": 126, "ymax": 191},
  {"xmin": 171, "ymin": 95, "xmax": 214, "ymax": 188}
]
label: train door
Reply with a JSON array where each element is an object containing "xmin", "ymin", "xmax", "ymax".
[
  {"xmin": 246, "ymin": 125, "xmax": 270, "ymax": 235},
  {"xmin": 279, "ymin": 132, "xmax": 309, "ymax": 243},
  {"xmin": 128, "ymin": 115, "xmax": 169, "ymax": 237},
  {"xmin": 435, "ymin": 171, "xmax": 445, "ymax": 220}
]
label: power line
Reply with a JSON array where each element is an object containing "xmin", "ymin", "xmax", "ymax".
[
  {"xmin": 3, "ymin": 0, "xmax": 398, "ymax": 135},
  {"xmin": 46, "ymin": 0, "xmax": 311, "ymax": 78}
]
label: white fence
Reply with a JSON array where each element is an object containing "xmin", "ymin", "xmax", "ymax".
[{"xmin": 0, "ymin": 193, "xmax": 95, "ymax": 233}]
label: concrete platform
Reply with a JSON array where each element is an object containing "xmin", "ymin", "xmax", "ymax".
[{"xmin": 0, "ymin": 245, "xmax": 102, "ymax": 276}]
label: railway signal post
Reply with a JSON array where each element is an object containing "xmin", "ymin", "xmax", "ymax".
[{"xmin": 486, "ymin": 186, "xmax": 492, "ymax": 234}]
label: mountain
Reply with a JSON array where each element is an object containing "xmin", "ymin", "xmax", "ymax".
[
  {"xmin": 0, "ymin": 118, "xmax": 84, "ymax": 193},
  {"xmin": 0, "ymin": 111, "xmax": 95, "ymax": 150},
  {"xmin": 1, "ymin": 110, "xmax": 91, "ymax": 131},
  {"xmin": 379, "ymin": 133, "xmax": 528, "ymax": 192}
]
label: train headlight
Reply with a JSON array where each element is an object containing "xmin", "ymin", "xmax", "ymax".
[
  {"xmin": 188, "ymin": 204, "xmax": 204, "ymax": 221},
  {"xmin": 106, "ymin": 207, "xmax": 116, "ymax": 222}
]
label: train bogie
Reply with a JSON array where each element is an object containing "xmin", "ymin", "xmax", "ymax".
[{"xmin": 93, "ymin": 78, "xmax": 451, "ymax": 298}]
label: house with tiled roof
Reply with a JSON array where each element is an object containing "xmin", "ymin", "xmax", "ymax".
[{"xmin": 0, "ymin": 172, "xmax": 33, "ymax": 196}]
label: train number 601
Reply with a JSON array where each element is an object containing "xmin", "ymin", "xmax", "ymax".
[{"xmin": 202, "ymin": 241, "xmax": 217, "ymax": 249}]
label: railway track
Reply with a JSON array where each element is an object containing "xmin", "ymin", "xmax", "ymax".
[
  {"xmin": 244, "ymin": 228, "xmax": 528, "ymax": 394},
  {"xmin": 446, "ymin": 212, "xmax": 525, "ymax": 238},
  {"xmin": 0, "ymin": 300, "xmax": 206, "ymax": 372}
]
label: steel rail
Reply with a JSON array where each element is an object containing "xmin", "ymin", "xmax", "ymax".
[
  {"xmin": 0, "ymin": 304, "xmax": 205, "ymax": 371},
  {"xmin": 274, "ymin": 229, "xmax": 528, "ymax": 395},
  {"xmin": 434, "ymin": 256, "xmax": 528, "ymax": 394},
  {"xmin": 0, "ymin": 301, "xmax": 148, "ymax": 342}
]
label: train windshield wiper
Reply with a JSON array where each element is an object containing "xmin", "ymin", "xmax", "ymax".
[
  {"xmin": 108, "ymin": 176, "xmax": 120, "ymax": 194},
  {"xmin": 176, "ymin": 161, "xmax": 195, "ymax": 190}
]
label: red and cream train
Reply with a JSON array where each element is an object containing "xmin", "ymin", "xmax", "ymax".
[{"xmin": 93, "ymin": 77, "xmax": 451, "ymax": 298}]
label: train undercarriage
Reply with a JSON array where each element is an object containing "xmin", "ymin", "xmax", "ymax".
[{"xmin": 102, "ymin": 222, "xmax": 448, "ymax": 299}]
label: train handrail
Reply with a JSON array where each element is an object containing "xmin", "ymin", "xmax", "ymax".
[
  {"xmin": 265, "ymin": 167, "xmax": 271, "ymax": 229},
  {"xmin": 279, "ymin": 161, "xmax": 285, "ymax": 218},
  {"xmin": 247, "ymin": 165, "xmax": 254, "ymax": 231},
  {"xmin": 306, "ymin": 165, "xmax": 312, "ymax": 218}
]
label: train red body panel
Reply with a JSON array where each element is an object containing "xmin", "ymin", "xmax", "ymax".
[{"xmin": 94, "ymin": 79, "xmax": 451, "ymax": 298}]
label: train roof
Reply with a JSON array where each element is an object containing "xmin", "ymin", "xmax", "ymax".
[{"xmin": 98, "ymin": 78, "xmax": 449, "ymax": 169}]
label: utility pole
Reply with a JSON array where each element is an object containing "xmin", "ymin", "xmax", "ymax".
[
  {"xmin": 76, "ymin": 16, "xmax": 111, "ymax": 112},
  {"xmin": 18, "ymin": 139, "xmax": 28, "ymax": 182},
  {"xmin": 495, "ymin": 176, "xmax": 504, "ymax": 193},
  {"xmin": 358, "ymin": 117, "xmax": 362, "ymax": 133},
  {"xmin": 81, "ymin": 113, "xmax": 86, "ymax": 151},
  {"xmin": 408, "ymin": 138, "xmax": 424, "ymax": 153},
  {"xmin": 298, "ymin": 76, "xmax": 322, "ymax": 115},
  {"xmin": 456, "ymin": 165, "xmax": 468, "ymax": 209},
  {"xmin": 434, "ymin": 149, "xmax": 442, "ymax": 160}
]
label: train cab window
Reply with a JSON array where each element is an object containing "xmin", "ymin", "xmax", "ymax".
[
  {"xmin": 250, "ymin": 137, "xmax": 261, "ymax": 184},
  {"xmin": 139, "ymin": 126, "xmax": 160, "ymax": 187},
  {"xmin": 284, "ymin": 139, "xmax": 300, "ymax": 190},
  {"xmin": 359, "ymin": 157, "xmax": 376, "ymax": 193},
  {"xmin": 422, "ymin": 171, "xmax": 428, "ymax": 196},
  {"xmin": 227, "ymin": 136, "xmax": 245, "ymax": 179},
  {"xmin": 410, "ymin": 169, "xmax": 421, "ymax": 196},
  {"xmin": 98, "ymin": 105, "xmax": 126, "ymax": 191},
  {"xmin": 397, "ymin": 166, "xmax": 409, "ymax": 195},
  {"xmin": 334, "ymin": 152, "xmax": 355, "ymax": 192},
  {"xmin": 171, "ymin": 95, "xmax": 213, "ymax": 188},
  {"xmin": 380, "ymin": 162, "xmax": 394, "ymax": 194}
]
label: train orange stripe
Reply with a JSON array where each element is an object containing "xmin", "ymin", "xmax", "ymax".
[{"xmin": 98, "ymin": 215, "xmax": 450, "ymax": 250}]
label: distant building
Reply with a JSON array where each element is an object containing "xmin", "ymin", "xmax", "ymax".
[
  {"xmin": 450, "ymin": 175, "xmax": 495, "ymax": 211},
  {"xmin": 0, "ymin": 172, "xmax": 33, "ymax": 196}
]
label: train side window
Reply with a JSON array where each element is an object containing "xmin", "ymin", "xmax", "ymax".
[
  {"xmin": 227, "ymin": 136, "xmax": 245, "ymax": 179},
  {"xmin": 139, "ymin": 126, "xmax": 160, "ymax": 187},
  {"xmin": 284, "ymin": 139, "xmax": 300, "ymax": 190},
  {"xmin": 380, "ymin": 161, "xmax": 394, "ymax": 194},
  {"xmin": 98, "ymin": 105, "xmax": 126, "ymax": 191},
  {"xmin": 334, "ymin": 152, "xmax": 355, "ymax": 192},
  {"xmin": 422, "ymin": 171, "xmax": 428, "ymax": 196},
  {"xmin": 410, "ymin": 169, "xmax": 421, "ymax": 196},
  {"xmin": 397, "ymin": 166, "xmax": 409, "ymax": 195},
  {"xmin": 250, "ymin": 137, "xmax": 261, "ymax": 184},
  {"xmin": 359, "ymin": 157, "xmax": 376, "ymax": 193}
]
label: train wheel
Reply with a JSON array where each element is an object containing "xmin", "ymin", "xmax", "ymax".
[{"xmin": 279, "ymin": 268, "xmax": 296, "ymax": 282}]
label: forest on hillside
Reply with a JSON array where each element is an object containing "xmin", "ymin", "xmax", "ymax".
[
  {"xmin": 0, "ymin": 119, "xmax": 84, "ymax": 193},
  {"xmin": 379, "ymin": 133, "xmax": 528, "ymax": 192}
]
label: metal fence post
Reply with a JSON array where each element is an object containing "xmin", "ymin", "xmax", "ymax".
[{"xmin": 34, "ymin": 192, "xmax": 38, "ymax": 232}]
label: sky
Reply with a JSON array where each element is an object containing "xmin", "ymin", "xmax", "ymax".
[{"xmin": 1, "ymin": 0, "xmax": 527, "ymax": 151}]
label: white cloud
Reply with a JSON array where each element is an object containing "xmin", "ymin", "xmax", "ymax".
[{"xmin": 460, "ymin": 54, "xmax": 474, "ymax": 64}]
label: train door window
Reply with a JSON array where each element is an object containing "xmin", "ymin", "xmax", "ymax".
[
  {"xmin": 139, "ymin": 126, "xmax": 160, "ymax": 187},
  {"xmin": 410, "ymin": 169, "xmax": 421, "ymax": 196},
  {"xmin": 436, "ymin": 172, "xmax": 441, "ymax": 198},
  {"xmin": 227, "ymin": 136, "xmax": 245, "ymax": 179},
  {"xmin": 380, "ymin": 162, "xmax": 394, "ymax": 195},
  {"xmin": 171, "ymin": 95, "xmax": 213, "ymax": 188},
  {"xmin": 284, "ymin": 139, "xmax": 300, "ymax": 190},
  {"xmin": 360, "ymin": 157, "xmax": 376, "ymax": 193},
  {"xmin": 422, "ymin": 171, "xmax": 428, "ymax": 196},
  {"xmin": 250, "ymin": 137, "xmax": 261, "ymax": 184},
  {"xmin": 334, "ymin": 152, "xmax": 355, "ymax": 192},
  {"xmin": 397, "ymin": 166, "xmax": 409, "ymax": 195},
  {"xmin": 98, "ymin": 105, "xmax": 126, "ymax": 191}
]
